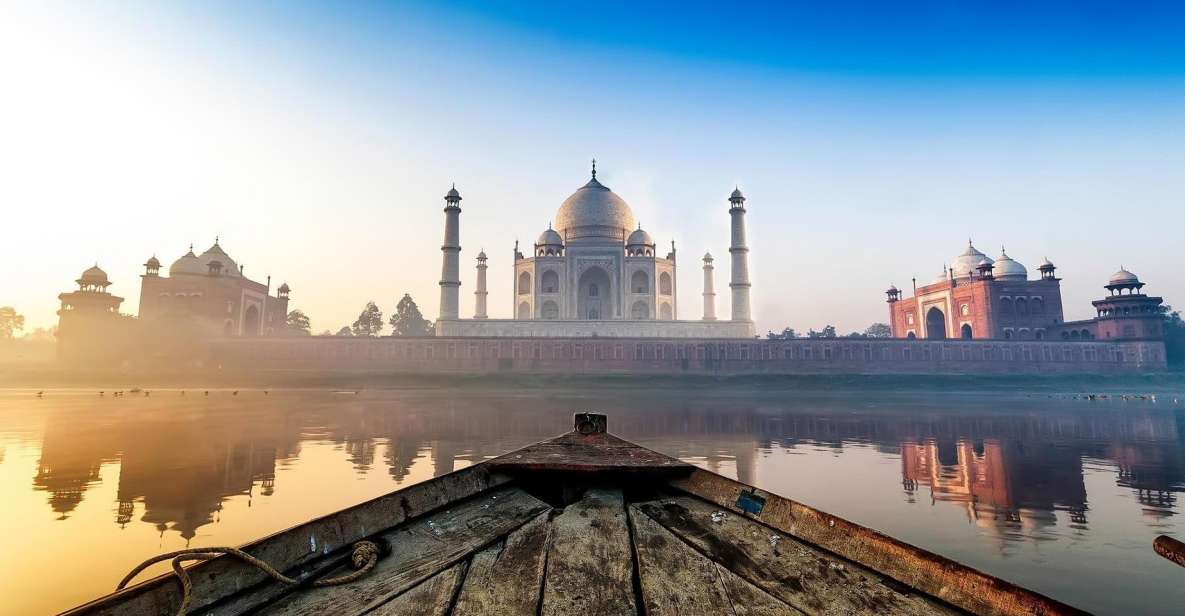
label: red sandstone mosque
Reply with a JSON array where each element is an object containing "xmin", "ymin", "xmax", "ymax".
[
  {"xmin": 137, "ymin": 239, "xmax": 290, "ymax": 337},
  {"xmin": 56, "ymin": 240, "xmax": 290, "ymax": 363},
  {"xmin": 886, "ymin": 242, "xmax": 1163, "ymax": 342}
]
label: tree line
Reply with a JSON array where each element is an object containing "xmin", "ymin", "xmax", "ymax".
[
  {"xmin": 291, "ymin": 294, "xmax": 434, "ymax": 338},
  {"xmin": 766, "ymin": 323, "xmax": 891, "ymax": 340}
]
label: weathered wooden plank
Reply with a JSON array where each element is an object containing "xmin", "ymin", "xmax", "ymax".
[
  {"xmin": 669, "ymin": 470, "xmax": 1086, "ymax": 616},
  {"xmin": 628, "ymin": 504, "xmax": 737, "ymax": 615},
  {"xmin": 257, "ymin": 486, "xmax": 549, "ymax": 616},
  {"xmin": 368, "ymin": 561, "xmax": 467, "ymax": 616},
  {"xmin": 636, "ymin": 496, "xmax": 959, "ymax": 615},
  {"xmin": 490, "ymin": 431, "xmax": 693, "ymax": 475},
  {"xmin": 541, "ymin": 488, "xmax": 636, "ymax": 616},
  {"xmin": 714, "ymin": 563, "xmax": 804, "ymax": 616},
  {"xmin": 68, "ymin": 465, "xmax": 511, "ymax": 616},
  {"xmin": 452, "ymin": 511, "xmax": 552, "ymax": 616}
]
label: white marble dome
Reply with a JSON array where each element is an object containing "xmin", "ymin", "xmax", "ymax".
[
  {"xmin": 554, "ymin": 175, "xmax": 636, "ymax": 242},
  {"xmin": 992, "ymin": 249, "xmax": 1028, "ymax": 281},
  {"xmin": 951, "ymin": 242, "xmax": 992, "ymax": 278},
  {"xmin": 169, "ymin": 248, "xmax": 204, "ymax": 276}
]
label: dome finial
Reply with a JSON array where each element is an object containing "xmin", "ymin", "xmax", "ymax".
[{"xmin": 591, "ymin": 157, "xmax": 597, "ymax": 179}]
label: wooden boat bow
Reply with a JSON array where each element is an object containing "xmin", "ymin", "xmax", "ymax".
[{"xmin": 62, "ymin": 413, "xmax": 1090, "ymax": 616}]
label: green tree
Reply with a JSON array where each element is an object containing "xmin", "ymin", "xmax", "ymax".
[
  {"xmin": 285, "ymin": 309, "xmax": 311, "ymax": 335},
  {"xmin": 1162, "ymin": 306, "xmax": 1184, "ymax": 370},
  {"xmin": 0, "ymin": 307, "xmax": 25, "ymax": 339},
  {"xmin": 807, "ymin": 325, "xmax": 837, "ymax": 338},
  {"xmin": 335, "ymin": 326, "xmax": 353, "ymax": 336},
  {"xmin": 351, "ymin": 301, "xmax": 383, "ymax": 337},
  {"xmin": 388, "ymin": 294, "xmax": 434, "ymax": 337},
  {"xmin": 765, "ymin": 327, "xmax": 797, "ymax": 340},
  {"xmin": 863, "ymin": 323, "xmax": 892, "ymax": 338}
]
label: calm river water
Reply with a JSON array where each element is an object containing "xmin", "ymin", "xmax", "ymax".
[{"xmin": 2, "ymin": 386, "xmax": 1184, "ymax": 615}]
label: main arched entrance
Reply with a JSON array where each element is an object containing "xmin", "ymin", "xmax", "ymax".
[
  {"xmin": 243, "ymin": 305, "xmax": 260, "ymax": 337},
  {"xmin": 577, "ymin": 267, "xmax": 611, "ymax": 320},
  {"xmin": 925, "ymin": 307, "xmax": 946, "ymax": 339}
]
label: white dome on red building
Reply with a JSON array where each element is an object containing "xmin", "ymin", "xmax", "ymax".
[
  {"xmin": 169, "ymin": 247, "xmax": 204, "ymax": 276},
  {"xmin": 991, "ymin": 249, "xmax": 1028, "ymax": 281},
  {"xmin": 950, "ymin": 242, "xmax": 992, "ymax": 279}
]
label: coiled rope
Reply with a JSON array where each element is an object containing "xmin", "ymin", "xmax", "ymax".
[{"xmin": 117, "ymin": 540, "xmax": 381, "ymax": 616}]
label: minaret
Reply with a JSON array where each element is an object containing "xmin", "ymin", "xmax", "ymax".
[
  {"xmin": 474, "ymin": 250, "xmax": 488, "ymax": 319},
  {"xmin": 439, "ymin": 184, "xmax": 462, "ymax": 321},
  {"xmin": 728, "ymin": 187, "xmax": 752, "ymax": 321},
  {"xmin": 702, "ymin": 252, "xmax": 717, "ymax": 321}
]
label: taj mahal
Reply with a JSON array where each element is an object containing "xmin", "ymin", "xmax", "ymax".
[{"xmin": 434, "ymin": 162, "xmax": 757, "ymax": 338}]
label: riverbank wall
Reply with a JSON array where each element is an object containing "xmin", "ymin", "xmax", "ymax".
[{"xmin": 206, "ymin": 336, "xmax": 1167, "ymax": 375}]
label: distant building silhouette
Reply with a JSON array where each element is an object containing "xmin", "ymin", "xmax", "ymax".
[{"xmin": 138, "ymin": 240, "xmax": 289, "ymax": 337}]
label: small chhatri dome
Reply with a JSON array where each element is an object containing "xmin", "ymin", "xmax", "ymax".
[
  {"xmin": 554, "ymin": 164, "xmax": 637, "ymax": 242},
  {"xmin": 703, "ymin": 251, "xmax": 713, "ymax": 262},
  {"xmin": 1109, "ymin": 267, "xmax": 1140, "ymax": 286},
  {"xmin": 169, "ymin": 246, "xmax": 204, "ymax": 276},
  {"xmin": 477, "ymin": 250, "xmax": 488, "ymax": 261},
  {"xmin": 445, "ymin": 183, "xmax": 461, "ymax": 202},
  {"xmin": 1039, "ymin": 257, "xmax": 1055, "ymax": 269},
  {"xmin": 145, "ymin": 255, "xmax": 161, "ymax": 269},
  {"xmin": 78, "ymin": 264, "xmax": 109, "ymax": 287},
  {"xmin": 627, "ymin": 225, "xmax": 654, "ymax": 247},
  {"xmin": 277, "ymin": 282, "xmax": 290, "ymax": 293},
  {"xmin": 886, "ymin": 284, "xmax": 898, "ymax": 293},
  {"xmin": 536, "ymin": 225, "xmax": 563, "ymax": 247},
  {"xmin": 991, "ymin": 248, "xmax": 1028, "ymax": 281},
  {"xmin": 951, "ymin": 240, "xmax": 992, "ymax": 278}
]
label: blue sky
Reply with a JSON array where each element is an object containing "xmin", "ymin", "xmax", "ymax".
[{"xmin": 3, "ymin": 1, "xmax": 1183, "ymax": 334}]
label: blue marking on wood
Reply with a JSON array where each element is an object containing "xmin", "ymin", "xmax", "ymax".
[{"xmin": 736, "ymin": 490, "xmax": 765, "ymax": 515}]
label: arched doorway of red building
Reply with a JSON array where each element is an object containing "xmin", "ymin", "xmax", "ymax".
[
  {"xmin": 243, "ymin": 305, "xmax": 260, "ymax": 337},
  {"xmin": 961, "ymin": 323, "xmax": 973, "ymax": 339},
  {"xmin": 926, "ymin": 307, "xmax": 947, "ymax": 339}
]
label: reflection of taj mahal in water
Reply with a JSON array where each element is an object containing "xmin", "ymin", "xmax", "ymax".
[
  {"xmin": 29, "ymin": 396, "xmax": 1185, "ymax": 542},
  {"xmin": 434, "ymin": 161, "xmax": 756, "ymax": 338}
]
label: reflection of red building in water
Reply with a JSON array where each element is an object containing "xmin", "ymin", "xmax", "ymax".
[
  {"xmin": 887, "ymin": 241, "xmax": 1166, "ymax": 343},
  {"xmin": 1110, "ymin": 442, "xmax": 1185, "ymax": 518},
  {"xmin": 900, "ymin": 439, "xmax": 1088, "ymax": 531}
]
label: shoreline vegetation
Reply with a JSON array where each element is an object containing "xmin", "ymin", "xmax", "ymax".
[{"xmin": 2, "ymin": 365, "xmax": 1184, "ymax": 394}]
